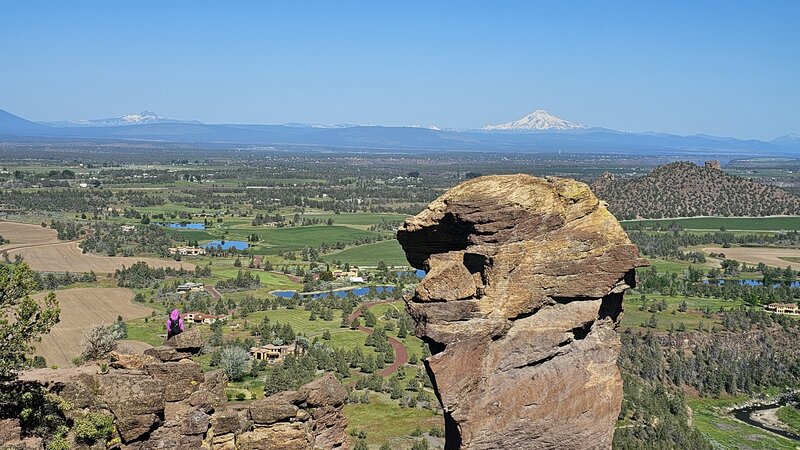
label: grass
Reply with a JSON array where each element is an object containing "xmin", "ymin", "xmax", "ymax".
[
  {"xmin": 249, "ymin": 226, "xmax": 379, "ymax": 255},
  {"xmin": 640, "ymin": 258, "xmax": 708, "ymax": 274},
  {"xmin": 776, "ymin": 405, "xmax": 800, "ymax": 433},
  {"xmin": 622, "ymin": 216, "xmax": 800, "ymax": 232},
  {"xmin": 620, "ymin": 294, "xmax": 740, "ymax": 332},
  {"xmin": 297, "ymin": 212, "xmax": 407, "ymax": 228},
  {"xmin": 688, "ymin": 396, "xmax": 798, "ymax": 449},
  {"xmin": 322, "ymin": 239, "xmax": 409, "ymax": 267},
  {"xmin": 344, "ymin": 392, "xmax": 443, "ymax": 445},
  {"xmin": 246, "ymin": 308, "xmax": 345, "ymax": 336},
  {"xmin": 126, "ymin": 315, "xmax": 168, "ymax": 346}
]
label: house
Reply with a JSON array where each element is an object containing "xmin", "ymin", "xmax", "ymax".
[
  {"xmin": 176, "ymin": 282, "xmax": 205, "ymax": 293},
  {"xmin": 332, "ymin": 268, "xmax": 360, "ymax": 279},
  {"xmin": 249, "ymin": 343, "xmax": 303, "ymax": 364},
  {"xmin": 181, "ymin": 311, "xmax": 227, "ymax": 324},
  {"xmin": 169, "ymin": 246, "xmax": 207, "ymax": 256},
  {"xmin": 764, "ymin": 303, "xmax": 799, "ymax": 315}
]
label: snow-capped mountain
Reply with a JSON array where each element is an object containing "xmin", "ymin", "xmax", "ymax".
[
  {"xmin": 43, "ymin": 111, "xmax": 203, "ymax": 127},
  {"xmin": 483, "ymin": 110, "xmax": 586, "ymax": 131}
]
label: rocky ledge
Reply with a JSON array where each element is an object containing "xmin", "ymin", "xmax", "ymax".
[
  {"xmin": 4, "ymin": 329, "xmax": 349, "ymax": 450},
  {"xmin": 397, "ymin": 174, "xmax": 647, "ymax": 450}
]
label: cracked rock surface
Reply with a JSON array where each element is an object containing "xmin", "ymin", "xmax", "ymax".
[{"xmin": 397, "ymin": 174, "xmax": 647, "ymax": 450}]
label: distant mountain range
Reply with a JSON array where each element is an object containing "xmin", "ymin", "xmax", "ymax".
[
  {"xmin": 483, "ymin": 110, "xmax": 586, "ymax": 131},
  {"xmin": 41, "ymin": 111, "xmax": 203, "ymax": 127},
  {"xmin": 0, "ymin": 108, "xmax": 797, "ymax": 157}
]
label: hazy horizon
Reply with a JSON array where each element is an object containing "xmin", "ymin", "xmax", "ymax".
[{"xmin": 1, "ymin": 1, "xmax": 798, "ymax": 140}]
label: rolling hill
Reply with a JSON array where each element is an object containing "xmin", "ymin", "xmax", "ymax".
[{"xmin": 592, "ymin": 161, "xmax": 800, "ymax": 219}]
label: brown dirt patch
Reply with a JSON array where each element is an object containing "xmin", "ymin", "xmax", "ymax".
[
  {"xmin": 33, "ymin": 288, "xmax": 153, "ymax": 367},
  {"xmin": 703, "ymin": 247, "xmax": 800, "ymax": 271},
  {"xmin": 0, "ymin": 220, "xmax": 59, "ymax": 252},
  {"xmin": 9, "ymin": 241, "xmax": 195, "ymax": 273}
]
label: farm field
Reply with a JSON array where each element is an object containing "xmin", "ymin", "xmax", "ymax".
[
  {"xmin": 322, "ymin": 239, "xmax": 409, "ymax": 267},
  {"xmin": 703, "ymin": 246, "xmax": 800, "ymax": 271},
  {"xmin": 8, "ymin": 241, "xmax": 196, "ymax": 273},
  {"xmin": 622, "ymin": 216, "xmax": 800, "ymax": 232},
  {"xmin": 33, "ymin": 287, "xmax": 153, "ymax": 367},
  {"xmin": 0, "ymin": 220, "xmax": 59, "ymax": 251}
]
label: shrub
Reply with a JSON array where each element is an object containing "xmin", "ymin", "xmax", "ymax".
[
  {"xmin": 74, "ymin": 412, "xmax": 115, "ymax": 444},
  {"xmin": 81, "ymin": 323, "xmax": 119, "ymax": 360},
  {"xmin": 220, "ymin": 346, "xmax": 250, "ymax": 381}
]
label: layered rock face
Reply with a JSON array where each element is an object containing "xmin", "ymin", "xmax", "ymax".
[
  {"xmin": 8, "ymin": 329, "xmax": 349, "ymax": 450},
  {"xmin": 397, "ymin": 174, "xmax": 647, "ymax": 450}
]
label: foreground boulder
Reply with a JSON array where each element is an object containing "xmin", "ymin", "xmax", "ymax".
[
  {"xmin": 239, "ymin": 373, "xmax": 349, "ymax": 450},
  {"xmin": 397, "ymin": 174, "xmax": 647, "ymax": 450},
  {"xmin": 11, "ymin": 365, "xmax": 348, "ymax": 449}
]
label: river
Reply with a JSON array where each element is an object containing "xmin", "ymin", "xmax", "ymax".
[{"xmin": 732, "ymin": 399, "xmax": 800, "ymax": 441}]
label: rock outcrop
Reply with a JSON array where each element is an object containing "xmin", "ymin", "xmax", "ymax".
[
  {"xmin": 9, "ymin": 329, "xmax": 349, "ymax": 450},
  {"xmin": 397, "ymin": 174, "xmax": 647, "ymax": 450}
]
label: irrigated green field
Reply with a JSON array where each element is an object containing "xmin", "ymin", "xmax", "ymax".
[
  {"xmin": 322, "ymin": 239, "xmax": 409, "ymax": 267},
  {"xmin": 622, "ymin": 216, "xmax": 800, "ymax": 231}
]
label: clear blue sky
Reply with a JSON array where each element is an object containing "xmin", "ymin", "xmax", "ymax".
[{"xmin": 1, "ymin": 1, "xmax": 798, "ymax": 139}]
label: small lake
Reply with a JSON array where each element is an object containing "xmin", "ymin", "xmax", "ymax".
[
  {"xmin": 733, "ymin": 399, "xmax": 800, "ymax": 441},
  {"xmin": 204, "ymin": 240, "xmax": 249, "ymax": 250},
  {"xmin": 272, "ymin": 285, "xmax": 395, "ymax": 299},
  {"xmin": 705, "ymin": 279, "xmax": 800, "ymax": 288},
  {"xmin": 164, "ymin": 222, "xmax": 206, "ymax": 230}
]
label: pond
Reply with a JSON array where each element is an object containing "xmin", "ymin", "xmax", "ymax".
[
  {"xmin": 163, "ymin": 222, "xmax": 206, "ymax": 230},
  {"xmin": 272, "ymin": 285, "xmax": 395, "ymax": 299},
  {"xmin": 395, "ymin": 269, "xmax": 426, "ymax": 279},
  {"xmin": 204, "ymin": 240, "xmax": 249, "ymax": 250}
]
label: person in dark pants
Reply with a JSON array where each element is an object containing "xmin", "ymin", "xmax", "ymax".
[{"xmin": 167, "ymin": 309, "xmax": 184, "ymax": 339}]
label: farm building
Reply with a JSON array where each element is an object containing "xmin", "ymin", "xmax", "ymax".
[
  {"xmin": 181, "ymin": 311, "xmax": 227, "ymax": 324},
  {"xmin": 169, "ymin": 246, "xmax": 207, "ymax": 256},
  {"xmin": 764, "ymin": 302, "xmax": 800, "ymax": 315},
  {"xmin": 119, "ymin": 225, "xmax": 136, "ymax": 233},
  {"xmin": 249, "ymin": 343, "xmax": 303, "ymax": 364},
  {"xmin": 176, "ymin": 282, "xmax": 205, "ymax": 293}
]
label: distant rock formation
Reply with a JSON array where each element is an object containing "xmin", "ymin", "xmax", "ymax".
[
  {"xmin": 6, "ymin": 329, "xmax": 349, "ymax": 450},
  {"xmin": 397, "ymin": 174, "xmax": 647, "ymax": 450}
]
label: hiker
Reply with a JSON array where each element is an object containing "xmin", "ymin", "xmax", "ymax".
[{"xmin": 167, "ymin": 309, "xmax": 184, "ymax": 339}]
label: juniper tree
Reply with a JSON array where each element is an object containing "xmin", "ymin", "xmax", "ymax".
[{"xmin": 0, "ymin": 263, "xmax": 60, "ymax": 381}]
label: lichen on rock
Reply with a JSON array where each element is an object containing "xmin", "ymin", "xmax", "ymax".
[{"xmin": 397, "ymin": 174, "xmax": 648, "ymax": 450}]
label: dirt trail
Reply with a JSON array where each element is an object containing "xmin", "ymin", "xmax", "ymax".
[{"xmin": 347, "ymin": 300, "xmax": 410, "ymax": 378}]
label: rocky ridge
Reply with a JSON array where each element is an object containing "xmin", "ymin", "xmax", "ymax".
[
  {"xmin": 3, "ymin": 329, "xmax": 349, "ymax": 450},
  {"xmin": 397, "ymin": 174, "xmax": 647, "ymax": 449}
]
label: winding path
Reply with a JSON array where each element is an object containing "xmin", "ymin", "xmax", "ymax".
[{"xmin": 347, "ymin": 301, "xmax": 409, "ymax": 378}]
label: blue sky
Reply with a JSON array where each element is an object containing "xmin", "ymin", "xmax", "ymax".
[{"xmin": 1, "ymin": 1, "xmax": 798, "ymax": 139}]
